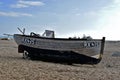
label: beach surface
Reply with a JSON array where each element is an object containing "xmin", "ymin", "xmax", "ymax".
[{"xmin": 0, "ymin": 40, "xmax": 120, "ymax": 80}]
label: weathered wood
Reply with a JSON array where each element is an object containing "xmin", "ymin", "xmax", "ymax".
[{"xmin": 14, "ymin": 34, "xmax": 105, "ymax": 59}]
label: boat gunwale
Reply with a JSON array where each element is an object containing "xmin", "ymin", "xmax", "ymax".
[{"xmin": 14, "ymin": 34, "xmax": 104, "ymax": 41}]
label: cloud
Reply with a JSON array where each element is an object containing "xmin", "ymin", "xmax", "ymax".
[
  {"xmin": 113, "ymin": 0, "xmax": 120, "ymax": 4},
  {"xmin": 11, "ymin": 3, "xmax": 28, "ymax": 8},
  {"xmin": 75, "ymin": 13, "xmax": 81, "ymax": 16},
  {"xmin": 91, "ymin": 0, "xmax": 120, "ymax": 40},
  {"xmin": 97, "ymin": 0, "xmax": 120, "ymax": 28},
  {"xmin": 0, "ymin": 11, "xmax": 33, "ymax": 17},
  {"xmin": 19, "ymin": 0, "xmax": 44, "ymax": 6},
  {"xmin": 11, "ymin": 0, "xmax": 45, "ymax": 8}
]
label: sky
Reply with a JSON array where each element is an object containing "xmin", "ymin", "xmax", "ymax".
[{"xmin": 0, "ymin": 0, "xmax": 120, "ymax": 40}]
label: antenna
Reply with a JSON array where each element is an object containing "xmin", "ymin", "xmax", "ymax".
[{"xmin": 17, "ymin": 27, "xmax": 25, "ymax": 35}]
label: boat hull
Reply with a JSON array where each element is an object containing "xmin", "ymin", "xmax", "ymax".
[
  {"xmin": 19, "ymin": 45, "xmax": 101, "ymax": 64},
  {"xmin": 14, "ymin": 34, "xmax": 105, "ymax": 64}
]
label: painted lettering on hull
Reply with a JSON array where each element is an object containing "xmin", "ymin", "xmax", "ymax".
[{"xmin": 22, "ymin": 38, "xmax": 100, "ymax": 49}]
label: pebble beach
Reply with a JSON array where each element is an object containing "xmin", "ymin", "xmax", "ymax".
[{"xmin": 0, "ymin": 39, "xmax": 120, "ymax": 80}]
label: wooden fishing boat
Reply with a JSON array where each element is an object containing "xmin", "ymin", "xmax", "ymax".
[{"xmin": 14, "ymin": 30, "xmax": 105, "ymax": 64}]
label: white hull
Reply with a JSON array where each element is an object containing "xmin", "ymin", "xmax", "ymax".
[{"xmin": 14, "ymin": 34, "xmax": 105, "ymax": 59}]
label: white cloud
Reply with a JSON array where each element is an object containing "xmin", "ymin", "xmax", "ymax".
[
  {"xmin": 113, "ymin": 0, "xmax": 120, "ymax": 4},
  {"xmin": 75, "ymin": 13, "xmax": 81, "ymax": 16},
  {"xmin": 19, "ymin": 0, "xmax": 44, "ymax": 6},
  {"xmin": 11, "ymin": 3, "xmax": 28, "ymax": 8},
  {"xmin": 0, "ymin": 11, "xmax": 33, "ymax": 17},
  {"xmin": 68, "ymin": 0, "xmax": 120, "ymax": 40},
  {"xmin": 93, "ymin": 0, "xmax": 120, "ymax": 40},
  {"xmin": 11, "ymin": 0, "xmax": 45, "ymax": 8},
  {"xmin": 84, "ymin": 11, "xmax": 98, "ymax": 16}
]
